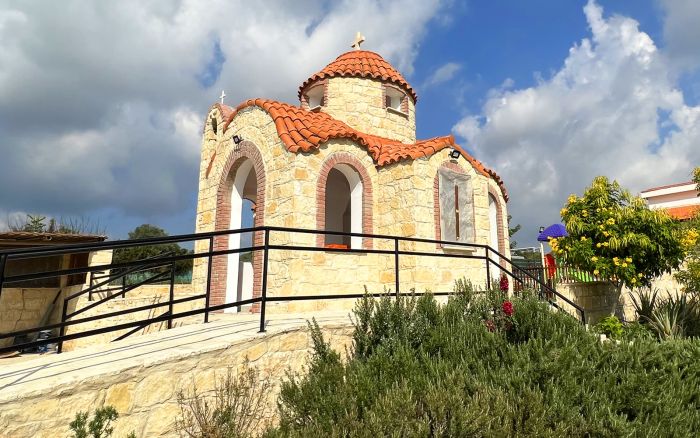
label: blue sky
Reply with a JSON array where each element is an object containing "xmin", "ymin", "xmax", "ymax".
[{"xmin": 0, "ymin": 0, "xmax": 698, "ymax": 247}]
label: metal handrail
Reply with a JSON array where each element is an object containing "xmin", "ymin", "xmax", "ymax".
[{"xmin": 0, "ymin": 226, "xmax": 585, "ymax": 355}]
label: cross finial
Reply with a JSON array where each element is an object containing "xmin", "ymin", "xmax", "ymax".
[
  {"xmin": 351, "ymin": 32, "xmax": 365, "ymax": 50},
  {"xmin": 219, "ymin": 90, "xmax": 226, "ymax": 104}
]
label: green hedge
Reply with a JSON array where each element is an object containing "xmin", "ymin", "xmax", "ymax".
[{"xmin": 265, "ymin": 290, "xmax": 700, "ymax": 437}]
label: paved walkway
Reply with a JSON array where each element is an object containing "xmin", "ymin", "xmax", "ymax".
[{"xmin": 0, "ymin": 311, "xmax": 352, "ymax": 403}]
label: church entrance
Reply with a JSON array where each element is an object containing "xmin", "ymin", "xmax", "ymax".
[{"xmin": 226, "ymin": 159, "xmax": 257, "ymax": 312}]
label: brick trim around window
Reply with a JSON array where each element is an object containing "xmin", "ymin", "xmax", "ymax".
[
  {"xmin": 212, "ymin": 141, "xmax": 266, "ymax": 311},
  {"xmin": 316, "ymin": 152, "xmax": 373, "ymax": 249},
  {"xmin": 433, "ymin": 161, "xmax": 476, "ymax": 249},
  {"xmin": 300, "ymin": 79, "xmax": 328, "ymax": 110},
  {"xmin": 488, "ymin": 185, "xmax": 507, "ymax": 268}
]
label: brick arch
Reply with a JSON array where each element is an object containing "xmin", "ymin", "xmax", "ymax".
[
  {"xmin": 433, "ymin": 160, "xmax": 475, "ymax": 248},
  {"xmin": 488, "ymin": 185, "xmax": 507, "ymax": 266},
  {"xmin": 211, "ymin": 141, "xmax": 266, "ymax": 311},
  {"xmin": 316, "ymin": 152, "xmax": 373, "ymax": 249}
]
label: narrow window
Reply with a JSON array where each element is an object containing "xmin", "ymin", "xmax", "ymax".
[
  {"xmin": 306, "ymin": 84, "xmax": 325, "ymax": 109},
  {"xmin": 384, "ymin": 86, "xmax": 406, "ymax": 113},
  {"xmin": 324, "ymin": 164, "xmax": 363, "ymax": 249},
  {"xmin": 438, "ymin": 168, "xmax": 473, "ymax": 243},
  {"xmin": 211, "ymin": 116, "xmax": 218, "ymax": 134}
]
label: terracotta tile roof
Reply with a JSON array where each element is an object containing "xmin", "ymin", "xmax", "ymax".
[
  {"xmin": 665, "ymin": 205, "xmax": 699, "ymax": 221},
  {"xmin": 299, "ymin": 50, "xmax": 418, "ymax": 102},
  {"xmin": 222, "ymin": 98, "xmax": 508, "ymax": 201}
]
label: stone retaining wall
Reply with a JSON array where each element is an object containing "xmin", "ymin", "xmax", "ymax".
[{"xmin": 0, "ymin": 323, "xmax": 353, "ymax": 437}]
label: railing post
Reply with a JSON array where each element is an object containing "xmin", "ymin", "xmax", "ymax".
[
  {"xmin": 0, "ymin": 254, "xmax": 6, "ymax": 300},
  {"xmin": 168, "ymin": 263, "xmax": 175, "ymax": 329},
  {"xmin": 57, "ymin": 299, "xmax": 68, "ymax": 354},
  {"xmin": 88, "ymin": 271, "xmax": 93, "ymax": 302},
  {"xmin": 485, "ymin": 247, "xmax": 491, "ymax": 291},
  {"xmin": 122, "ymin": 274, "xmax": 126, "ymax": 299},
  {"xmin": 259, "ymin": 228, "xmax": 270, "ymax": 333},
  {"xmin": 394, "ymin": 238, "xmax": 400, "ymax": 298},
  {"xmin": 204, "ymin": 236, "xmax": 213, "ymax": 323}
]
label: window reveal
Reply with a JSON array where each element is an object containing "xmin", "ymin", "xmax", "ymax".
[{"xmin": 438, "ymin": 168, "xmax": 473, "ymax": 243}]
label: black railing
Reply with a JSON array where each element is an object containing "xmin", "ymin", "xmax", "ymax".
[{"xmin": 0, "ymin": 226, "xmax": 586, "ymax": 355}]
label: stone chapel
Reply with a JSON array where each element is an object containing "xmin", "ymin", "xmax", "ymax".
[{"xmin": 194, "ymin": 42, "xmax": 510, "ymax": 312}]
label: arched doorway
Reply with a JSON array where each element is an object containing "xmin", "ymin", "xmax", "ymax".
[{"xmin": 225, "ymin": 159, "xmax": 257, "ymax": 312}]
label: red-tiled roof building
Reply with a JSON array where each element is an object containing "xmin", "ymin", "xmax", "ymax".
[
  {"xmin": 641, "ymin": 181, "xmax": 699, "ymax": 221},
  {"xmin": 194, "ymin": 47, "xmax": 510, "ymax": 310}
]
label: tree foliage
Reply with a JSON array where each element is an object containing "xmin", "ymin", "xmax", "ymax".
[
  {"xmin": 550, "ymin": 176, "xmax": 693, "ymax": 289},
  {"xmin": 112, "ymin": 224, "xmax": 192, "ymax": 276},
  {"xmin": 507, "ymin": 215, "xmax": 521, "ymax": 248}
]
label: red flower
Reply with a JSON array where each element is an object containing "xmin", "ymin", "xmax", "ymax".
[
  {"xmin": 502, "ymin": 301, "xmax": 514, "ymax": 317},
  {"xmin": 499, "ymin": 274, "xmax": 509, "ymax": 292}
]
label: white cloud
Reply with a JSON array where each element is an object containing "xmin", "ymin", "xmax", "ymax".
[
  {"xmin": 423, "ymin": 62, "xmax": 462, "ymax": 87},
  {"xmin": 453, "ymin": 0, "xmax": 700, "ymax": 246},
  {"xmin": 660, "ymin": 0, "xmax": 700, "ymax": 72},
  {"xmin": 0, "ymin": 0, "xmax": 448, "ymax": 234}
]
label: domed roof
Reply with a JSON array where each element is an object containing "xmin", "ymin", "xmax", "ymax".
[{"xmin": 298, "ymin": 50, "xmax": 418, "ymax": 102}]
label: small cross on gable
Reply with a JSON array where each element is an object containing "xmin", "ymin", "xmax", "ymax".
[
  {"xmin": 351, "ymin": 32, "xmax": 365, "ymax": 50},
  {"xmin": 219, "ymin": 90, "xmax": 226, "ymax": 104}
]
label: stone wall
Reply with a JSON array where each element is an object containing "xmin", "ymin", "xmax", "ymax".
[
  {"xmin": 0, "ymin": 323, "xmax": 353, "ymax": 438},
  {"xmin": 1, "ymin": 250, "xmax": 113, "ymax": 349},
  {"xmin": 62, "ymin": 284, "xmax": 203, "ymax": 352},
  {"xmin": 193, "ymin": 105, "xmax": 511, "ymax": 312},
  {"xmin": 556, "ymin": 281, "xmax": 620, "ymax": 324}
]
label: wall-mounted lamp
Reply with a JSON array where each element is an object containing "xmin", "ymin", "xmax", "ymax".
[
  {"xmin": 232, "ymin": 135, "xmax": 243, "ymax": 145},
  {"xmin": 539, "ymin": 226, "xmax": 545, "ymax": 233},
  {"xmin": 448, "ymin": 148, "xmax": 461, "ymax": 160}
]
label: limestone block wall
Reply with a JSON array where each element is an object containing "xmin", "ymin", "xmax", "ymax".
[
  {"xmin": 0, "ymin": 324, "xmax": 353, "ymax": 438},
  {"xmin": 63, "ymin": 285, "xmax": 203, "ymax": 352},
  {"xmin": 556, "ymin": 281, "xmax": 620, "ymax": 324},
  {"xmin": 322, "ymin": 77, "xmax": 416, "ymax": 143},
  {"xmin": 193, "ymin": 104, "xmax": 510, "ymax": 312},
  {"xmin": 0, "ymin": 285, "xmax": 82, "ymax": 349},
  {"xmin": 1, "ymin": 250, "xmax": 114, "ymax": 349}
]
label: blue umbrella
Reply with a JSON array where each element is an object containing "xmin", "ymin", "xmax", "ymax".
[{"xmin": 537, "ymin": 223, "xmax": 568, "ymax": 242}]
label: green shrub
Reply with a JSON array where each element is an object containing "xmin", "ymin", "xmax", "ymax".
[
  {"xmin": 265, "ymin": 290, "xmax": 700, "ymax": 436},
  {"xmin": 594, "ymin": 315, "xmax": 624, "ymax": 339},
  {"xmin": 69, "ymin": 406, "xmax": 135, "ymax": 438},
  {"xmin": 176, "ymin": 364, "xmax": 271, "ymax": 438}
]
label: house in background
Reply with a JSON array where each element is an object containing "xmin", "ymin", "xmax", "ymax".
[{"xmin": 640, "ymin": 181, "xmax": 699, "ymax": 221}]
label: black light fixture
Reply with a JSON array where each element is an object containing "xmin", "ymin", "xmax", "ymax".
[
  {"xmin": 539, "ymin": 226, "xmax": 545, "ymax": 234},
  {"xmin": 232, "ymin": 135, "xmax": 243, "ymax": 145},
  {"xmin": 449, "ymin": 148, "xmax": 461, "ymax": 160}
]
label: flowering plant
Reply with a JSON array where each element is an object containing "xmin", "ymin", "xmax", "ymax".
[
  {"xmin": 553, "ymin": 177, "xmax": 688, "ymax": 290},
  {"xmin": 499, "ymin": 274, "xmax": 509, "ymax": 292},
  {"xmin": 484, "ymin": 300, "xmax": 515, "ymax": 332}
]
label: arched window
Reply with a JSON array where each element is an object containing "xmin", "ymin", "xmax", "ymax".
[{"xmin": 324, "ymin": 164, "xmax": 362, "ymax": 249}]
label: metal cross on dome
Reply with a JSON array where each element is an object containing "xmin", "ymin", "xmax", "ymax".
[
  {"xmin": 351, "ymin": 32, "xmax": 365, "ymax": 50},
  {"xmin": 219, "ymin": 90, "xmax": 226, "ymax": 104}
]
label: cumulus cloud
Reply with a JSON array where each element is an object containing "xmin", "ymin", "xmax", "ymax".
[
  {"xmin": 423, "ymin": 62, "xmax": 462, "ymax": 87},
  {"xmin": 660, "ymin": 0, "xmax": 700, "ymax": 72},
  {"xmin": 453, "ymin": 0, "xmax": 700, "ymax": 246},
  {"xmin": 0, "ymin": 0, "xmax": 448, "ymax": 237}
]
